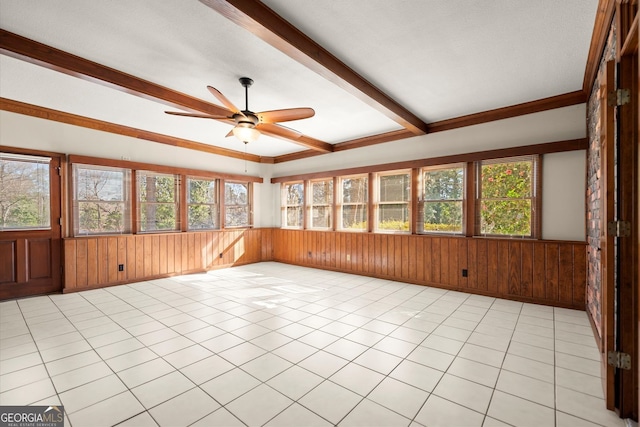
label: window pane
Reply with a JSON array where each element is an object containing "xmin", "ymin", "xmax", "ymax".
[
  {"xmin": 342, "ymin": 177, "xmax": 368, "ymax": 203},
  {"xmin": 188, "ymin": 205, "xmax": 218, "ymax": 230},
  {"xmin": 342, "ymin": 205, "xmax": 367, "ymax": 230},
  {"xmin": 312, "ymin": 180, "xmax": 333, "ymax": 204},
  {"xmin": 286, "ymin": 206, "xmax": 303, "ymax": 227},
  {"xmin": 188, "ymin": 178, "xmax": 216, "ymax": 204},
  {"xmin": 311, "ymin": 206, "xmax": 331, "ymax": 228},
  {"xmin": 423, "ymin": 168, "xmax": 464, "ymax": 200},
  {"xmin": 285, "ymin": 183, "xmax": 304, "ymax": 205},
  {"xmin": 188, "ymin": 178, "xmax": 219, "ymax": 230},
  {"xmin": 423, "ymin": 201, "xmax": 463, "ymax": 233},
  {"xmin": 379, "ymin": 174, "xmax": 409, "ymax": 202},
  {"xmin": 479, "ymin": 157, "xmax": 535, "ymax": 237},
  {"xmin": 225, "ymin": 182, "xmax": 248, "ymax": 205},
  {"xmin": 378, "ymin": 204, "xmax": 409, "ymax": 231},
  {"xmin": 0, "ymin": 155, "xmax": 50, "ymax": 230},
  {"xmin": 138, "ymin": 172, "xmax": 179, "ymax": 232},
  {"xmin": 225, "ymin": 182, "xmax": 250, "ymax": 227},
  {"xmin": 225, "ymin": 206, "xmax": 249, "ymax": 227},
  {"xmin": 75, "ymin": 165, "xmax": 129, "ymax": 234},
  {"xmin": 481, "ymin": 161, "xmax": 532, "ymax": 198},
  {"xmin": 480, "ymin": 199, "xmax": 531, "ymax": 236}
]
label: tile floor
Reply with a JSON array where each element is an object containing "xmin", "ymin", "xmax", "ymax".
[{"xmin": 0, "ymin": 262, "xmax": 625, "ymax": 427}]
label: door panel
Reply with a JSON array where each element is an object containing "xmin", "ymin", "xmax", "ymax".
[
  {"xmin": 600, "ymin": 60, "xmax": 616, "ymax": 410},
  {"xmin": 0, "ymin": 152, "xmax": 61, "ymax": 300}
]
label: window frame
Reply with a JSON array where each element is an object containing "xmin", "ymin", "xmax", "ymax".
[
  {"xmin": 73, "ymin": 163, "xmax": 132, "ymax": 236},
  {"xmin": 136, "ymin": 170, "xmax": 181, "ymax": 233},
  {"xmin": 374, "ymin": 169, "xmax": 411, "ymax": 234},
  {"xmin": 281, "ymin": 181, "xmax": 305, "ymax": 229},
  {"xmin": 476, "ymin": 155, "xmax": 541, "ymax": 238},
  {"xmin": 308, "ymin": 178, "xmax": 334, "ymax": 230},
  {"xmin": 186, "ymin": 176, "xmax": 220, "ymax": 231},
  {"xmin": 223, "ymin": 180, "xmax": 252, "ymax": 228},
  {"xmin": 0, "ymin": 152, "xmax": 52, "ymax": 231},
  {"xmin": 418, "ymin": 163, "xmax": 466, "ymax": 235},
  {"xmin": 338, "ymin": 174, "xmax": 369, "ymax": 232}
]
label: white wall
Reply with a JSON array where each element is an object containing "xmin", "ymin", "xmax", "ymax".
[
  {"xmin": 1, "ymin": 104, "xmax": 587, "ymax": 240},
  {"xmin": 541, "ymin": 150, "xmax": 586, "ymax": 241}
]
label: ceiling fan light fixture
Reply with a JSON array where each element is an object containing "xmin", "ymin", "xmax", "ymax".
[{"xmin": 232, "ymin": 123, "xmax": 260, "ymax": 143}]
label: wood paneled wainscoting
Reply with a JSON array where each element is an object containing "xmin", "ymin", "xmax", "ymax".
[
  {"xmin": 272, "ymin": 230, "xmax": 587, "ymax": 310},
  {"xmin": 63, "ymin": 229, "xmax": 273, "ymax": 292}
]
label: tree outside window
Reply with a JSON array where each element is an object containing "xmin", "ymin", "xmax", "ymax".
[
  {"xmin": 376, "ymin": 171, "xmax": 410, "ymax": 232},
  {"xmin": 188, "ymin": 177, "xmax": 219, "ymax": 230},
  {"xmin": 478, "ymin": 156, "xmax": 536, "ymax": 237},
  {"xmin": 309, "ymin": 179, "xmax": 333, "ymax": 229},
  {"xmin": 0, "ymin": 153, "xmax": 50, "ymax": 230},
  {"xmin": 282, "ymin": 182, "xmax": 304, "ymax": 228},
  {"xmin": 138, "ymin": 171, "xmax": 179, "ymax": 232},
  {"xmin": 225, "ymin": 181, "xmax": 251, "ymax": 227},
  {"xmin": 421, "ymin": 165, "xmax": 464, "ymax": 233},
  {"xmin": 340, "ymin": 175, "xmax": 368, "ymax": 231},
  {"xmin": 74, "ymin": 164, "xmax": 130, "ymax": 235}
]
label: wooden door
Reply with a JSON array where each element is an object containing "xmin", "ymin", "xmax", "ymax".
[
  {"xmin": 0, "ymin": 150, "xmax": 62, "ymax": 300},
  {"xmin": 600, "ymin": 60, "xmax": 616, "ymax": 410}
]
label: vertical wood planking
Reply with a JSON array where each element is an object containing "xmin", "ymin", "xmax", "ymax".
[
  {"xmin": 75, "ymin": 239, "xmax": 88, "ymax": 288},
  {"xmin": 573, "ymin": 245, "xmax": 587, "ymax": 306},
  {"xmin": 63, "ymin": 240, "xmax": 77, "ymax": 289},
  {"xmin": 508, "ymin": 241, "xmax": 521, "ymax": 295},
  {"xmin": 558, "ymin": 244, "xmax": 574, "ymax": 305},
  {"xmin": 431, "ymin": 237, "xmax": 441, "ymax": 284},
  {"xmin": 532, "ymin": 242, "xmax": 546, "ymax": 299},
  {"xmin": 135, "ymin": 236, "xmax": 144, "ymax": 279},
  {"xmin": 408, "ymin": 236, "xmax": 417, "ymax": 281},
  {"xmin": 458, "ymin": 239, "xmax": 468, "ymax": 289},
  {"xmin": 467, "ymin": 239, "xmax": 477, "ymax": 289},
  {"xmin": 486, "ymin": 240, "xmax": 498, "ymax": 293},
  {"xmin": 545, "ymin": 244, "xmax": 559, "ymax": 301},
  {"xmin": 520, "ymin": 243, "xmax": 533, "ymax": 298},
  {"xmin": 423, "ymin": 237, "xmax": 432, "ymax": 284},
  {"xmin": 87, "ymin": 238, "xmax": 98, "ymax": 286},
  {"xmin": 497, "ymin": 241, "xmax": 509, "ymax": 295},
  {"xmin": 98, "ymin": 238, "xmax": 108, "ymax": 285},
  {"xmin": 117, "ymin": 237, "xmax": 127, "ymax": 282}
]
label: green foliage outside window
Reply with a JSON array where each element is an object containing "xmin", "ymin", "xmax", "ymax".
[
  {"xmin": 138, "ymin": 172, "xmax": 179, "ymax": 232},
  {"xmin": 225, "ymin": 182, "xmax": 250, "ymax": 227},
  {"xmin": 422, "ymin": 167, "xmax": 464, "ymax": 233},
  {"xmin": 0, "ymin": 156, "xmax": 50, "ymax": 230},
  {"xmin": 378, "ymin": 173, "xmax": 410, "ymax": 231},
  {"xmin": 76, "ymin": 166, "xmax": 129, "ymax": 234},
  {"xmin": 188, "ymin": 178, "xmax": 219, "ymax": 230},
  {"xmin": 479, "ymin": 159, "xmax": 533, "ymax": 236},
  {"xmin": 341, "ymin": 176, "xmax": 367, "ymax": 230},
  {"xmin": 310, "ymin": 180, "xmax": 332, "ymax": 228}
]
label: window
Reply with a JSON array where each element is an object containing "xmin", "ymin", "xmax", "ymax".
[
  {"xmin": 225, "ymin": 181, "xmax": 251, "ymax": 227},
  {"xmin": 0, "ymin": 153, "xmax": 50, "ymax": 230},
  {"xmin": 137, "ymin": 171, "xmax": 180, "ymax": 232},
  {"xmin": 340, "ymin": 175, "xmax": 368, "ymax": 231},
  {"xmin": 376, "ymin": 171, "xmax": 410, "ymax": 232},
  {"xmin": 282, "ymin": 182, "xmax": 304, "ymax": 228},
  {"xmin": 309, "ymin": 179, "xmax": 333, "ymax": 229},
  {"xmin": 420, "ymin": 164, "xmax": 464, "ymax": 233},
  {"xmin": 74, "ymin": 164, "xmax": 131, "ymax": 235},
  {"xmin": 477, "ymin": 156, "xmax": 538, "ymax": 237},
  {"xmin": 187, "ymin": 177, "xmax": 219, "ymax": 230}
]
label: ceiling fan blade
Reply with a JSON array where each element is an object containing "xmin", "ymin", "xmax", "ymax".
[
  {"xmin": 165, "ymin": 111, "xmax": 229, "ymax": 120},
  {"xmin": 207, "ymin": 86, "xmax": 245, "ymax": 117},
  {"xmin": 257, "ymin": 107, "xmax": 315, "ymax": 124},
  {"xmin": 257, "ymin": 123, "xmax": 302, "ymax": 140},
  {"xmin": 225, "ymin": 129, "xmax": 234, "ymax": 138}
]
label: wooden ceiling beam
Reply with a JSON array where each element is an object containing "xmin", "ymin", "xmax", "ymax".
[
  {"xmin": 199, "ymin": 0, "xmax": 429, "ymax": 136},
  {"xmin": 0, "ymin": 29, "xmax": 331, "ymax": 153},
  {"xmin": 0, "ymin": 97, "xmax": 277, "ymax": 164}
]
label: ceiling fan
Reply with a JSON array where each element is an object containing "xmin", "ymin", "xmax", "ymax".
[{"xmin": 165, "ymin": 77, "xmax": 314, "ymax": 144}]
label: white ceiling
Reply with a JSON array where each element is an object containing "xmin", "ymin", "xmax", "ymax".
[{"xmin": 0, "ymin": 0, "xmax": 598, "ymax": 158}]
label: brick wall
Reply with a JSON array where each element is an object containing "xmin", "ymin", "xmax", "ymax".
[{"xmin": 586, "ymin": 19, "xmax": 616, "ymax": 340}]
